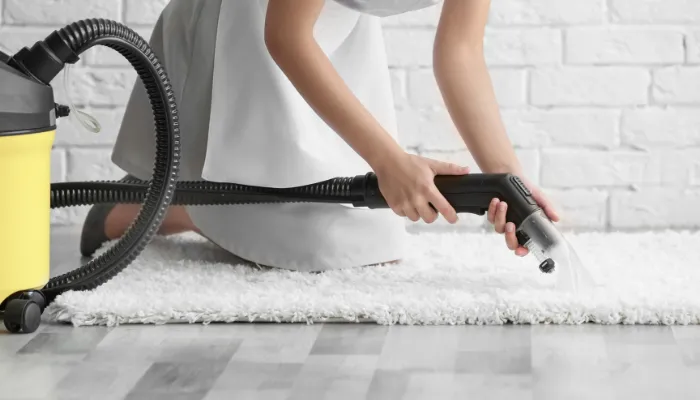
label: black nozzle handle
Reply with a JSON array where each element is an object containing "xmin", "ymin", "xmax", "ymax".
[{"xmin": 353, "ymin": 172, "xmax": 541, "ymax": 227}]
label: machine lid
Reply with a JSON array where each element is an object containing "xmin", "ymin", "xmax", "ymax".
[{"xmin": 0, "ymin": 50, "xmax": 56, "ymax": 136}]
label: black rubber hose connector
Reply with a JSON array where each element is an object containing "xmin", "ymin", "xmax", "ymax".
[
  {"xmin": 12, "ymin": 19, "xmax": 181, "ymax": 305},
  {"xmin": 55, "ymin": 103, "xmax": 70, "ymax": 118}
]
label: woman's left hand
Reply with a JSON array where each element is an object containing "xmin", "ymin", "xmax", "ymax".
[{"xmin": 486, "ymin": 177, "xmax": 559, "ymax": 257}]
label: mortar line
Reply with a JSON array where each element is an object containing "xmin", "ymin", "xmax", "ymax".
[{"xmin": 120, "ymin": 0, "xmax": 127, "ymax": 23}]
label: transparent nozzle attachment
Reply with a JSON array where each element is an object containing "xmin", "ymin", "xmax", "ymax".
[
  {"xmin": 517, "ymin": 209, "xmax": 561, "ymax": 273},
  {"xmin": 517, "ymin": 209, "xmax": 596, "ymax": 293}
]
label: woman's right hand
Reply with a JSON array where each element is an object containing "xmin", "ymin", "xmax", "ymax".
[{"xmin": 373, "ymin": 152, "xmax": 470, "ymax": 224}]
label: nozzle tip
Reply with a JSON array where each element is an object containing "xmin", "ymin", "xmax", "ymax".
[{"xmin": 539, "ymin": 258, "xmax": 555, "ymax": 273}]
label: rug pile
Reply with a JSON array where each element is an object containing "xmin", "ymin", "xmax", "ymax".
[{"xmin": 45, "ymin": 230, "xmax": 700, "ymax": 326}]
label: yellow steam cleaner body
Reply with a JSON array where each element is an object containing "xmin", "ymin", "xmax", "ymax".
[
  {"xmin": 0, "ymin": 47, "xmax": 60, "ymax": 333},
  {"xmin": 0, "ymin": 130, "xmax": 54, "ymax": 302},
  {"xmin": 0, "ymin": 19, "xmax": 573, "ymax": 335}
]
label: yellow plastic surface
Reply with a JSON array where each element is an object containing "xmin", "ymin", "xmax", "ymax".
[{"xmin": 0, "ymin": 130, "xmax": 54, "ymax": 305}]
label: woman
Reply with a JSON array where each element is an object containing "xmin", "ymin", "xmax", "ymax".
[{"xmin": 81, "ymin": 0, "xmax": 559, "ymax": 271}]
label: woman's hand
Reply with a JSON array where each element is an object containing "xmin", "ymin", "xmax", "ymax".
[
  {"xmin": 487, "ymin": 177, "xmax": 559, "ymax": 257},
  {"xmin": 374, "ymin": 153, "xmax": 469, "ymax": 224}
]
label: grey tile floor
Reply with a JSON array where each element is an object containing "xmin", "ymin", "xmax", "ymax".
[{"xmin": 1, "ymin": 228, "xmax": 699, "ymax": 399}]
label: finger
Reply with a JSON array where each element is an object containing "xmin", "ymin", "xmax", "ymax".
[
  {"xmin": 515, "ymin": 246, "xmax": 529, "ymax": 257},
  {"xmin": 543, "ymin": 205, "xmax": 560, "ymax": 222},
  {"xmin": 494, "ymin": 201, "xmax": 507, "ymax": 233},
  {"xmin": 404, "ymin": 207, "xmax": 420, "ymax": 222},
  {"xmin": 427, "ymin": 187, "xmax": 458, "ymax": 224},
  {"xmin": 487, "ymin": 198, "xmax": 499, "ymax": 224},
  {"xmin": 416, "ymin": 200, "xmax": 439, "ymax": 224},
  {"xmin": 531, "ymin": 190, "xmax": 560, "ymax": 222},
  {"xmin": 505, "ymin": 222, "xmax": 518, "ymax": 250},
  {"xmin": 426, "ymin": 159, "xmax": 470, "ymax": 175}
]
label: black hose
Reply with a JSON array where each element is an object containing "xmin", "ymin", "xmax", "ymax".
[
  {"xmin": 12, "ymin": 19, "xmax": 181, "ymax": 304},
  {"xmin": 50, "ymin": 175, "xmax": 378, "ymax": 208}
]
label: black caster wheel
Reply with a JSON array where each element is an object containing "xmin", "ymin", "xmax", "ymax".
[
  {"xmin": 21, "ymin": 291, "xmax": 46, "ymax": 311},
  {"xmin": 3, "ymin": 299, "xmax": 41, "ymax": 334}
]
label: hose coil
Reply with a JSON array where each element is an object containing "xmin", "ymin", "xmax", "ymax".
[{"xmin": 40, "ymin": 18, "xmax": 180, "ymax": 302}]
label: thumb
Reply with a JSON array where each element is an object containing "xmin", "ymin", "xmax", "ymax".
[{"xmin": 426, "ymin": 159, "xmax": 470, "ymax": 175}]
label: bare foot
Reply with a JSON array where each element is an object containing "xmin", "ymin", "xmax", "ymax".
[{"xmin": 104, "ymin": 204, "xmax": 199, "ymax": 240}]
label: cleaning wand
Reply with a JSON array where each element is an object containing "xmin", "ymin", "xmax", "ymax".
[{"xmin": 51, "ymin": 172, "xmax": 569, "ymax": 276}]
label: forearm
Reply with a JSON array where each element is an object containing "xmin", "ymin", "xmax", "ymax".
[
  {"xmin": 265, "ymin": 3, "xmax": 404, "ymax": 171},
  {"xmin": 434, "ymin": 48, "xmax": 523, "ymax": 176},
  {"xmin": 433, "ymin": 0, "xmax": 524, "ymax": 177}
]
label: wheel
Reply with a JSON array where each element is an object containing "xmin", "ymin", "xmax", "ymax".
[
  {"xmin": 3, "ymin": 299, "xmax": 41, "ymax": 334},
  {"xmin": 21, "ymin": 291, "xmax": 46, "ymax": 311}
]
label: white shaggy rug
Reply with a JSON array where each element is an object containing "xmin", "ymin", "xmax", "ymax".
[{"xmin": 45, "ymin": 230, "xmax": 700, "ymax": 326}]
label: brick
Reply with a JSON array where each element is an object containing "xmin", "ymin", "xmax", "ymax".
[
  {"xmin": 693, "ymin": 164, "xmax": 700, "ymax": 186},
  {"xmin": 688, "ymin": 31, "xmax": 700, "ymax": 63},
  {"xmin": 621, "ymin": 108, "xmax": 700, "ymax": 147},
  {"xmin": 406, "ymin": 69, "xmax": 441, "ymax": 108},
  {"xmin": 542, "ymin": 189, "xmax": 608, "ymax": 229},
  {"xmin": 489, "ymin": 0, "xmax": 605, "ymax": 25},
  {"xmin": 541, "ymin": 150, "xmax": 652, "ymax": 188},
  {"xmin": 390, "ymin": 69, "xmax": 408, "ymax": 108},
  {"xmin": 652, "ymin": 67, "xmax": 700, "ymax": 104},
  {"xmin": 484, "ymin": 28, "xmax": 562, "ymax": 66},
  {"xmin": 610, "ymin": 188, "xmax": 700, "ymax": 228},
  {"xmin": 125, "ymin": 0, "xmax": 168, "ymax": 25},
  {"xmin": 407, "ymin": 69, "xmax": 526, "ymax": 108},
  {"xmin": 543, "ymin": 148, "xmax": 700, "ymax": 188},
  {"xmin": 67, "ymin": 148, "xmax": 125, "ymax": 182},
  {"xmin": 490, "ymin": 69, "xmax": 527, "ymax": 107},
  {"xmin": 530, "ymin": 67, "xmax": 649, "ymax": 106},
  {"xmin": 381, "ymin": 4, "xmax": 442, "ymax": 27},
  {"xmin": 55, "ymin": 108, "xmax": 125, "ymax": 146},
  {"xmin": 647, "ymin": 149, "xmax": 700, "ymax": 187},
  {"xmin": 396, "ymin": 107, "xmax": 462, "ymax": 150},
  {"xmin": 3, "ymin": 0, "xmax": 119, "ymax": 25},
  {"xmin": 384, "ymin": 29, "xmax": 434, "ymax": 67},
  {"xmin": 566, "ymin": 28, "xmax": 684, "ymax": 64},
  {"xmin": 0, "ymin": 28, "xmax": 60, "ymax": 54},
  {"xmin": 51, "ymin": 148, "xmax": 66, "ymax": 183},
  {"xmin": 502, "ymin": 109, "xmax": 619, "ymax": 148},
  {"xmin": 55, "ymin": 68, "xmax": 136, "ymax": 108},
  {"xmin": 609, "ymin": 0, "xmax": 700, "ymax": 24},
  {"xmin": 86, "ymin": 27, "xmax": 155, "ymax": 66}
]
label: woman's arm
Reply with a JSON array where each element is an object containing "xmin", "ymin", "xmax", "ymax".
[
  {"xmin": 264, "ymin": 0, "xmax": 469, "ymax": 224},
  {"xmin": 264, "ymin": 0, "xmax": 403, "ymax": 172},
  {"xmin": 433, "ymin": 0, "xmax": 523, "ymax": 176},
  {"xmin": 433, "ymin": 0, "xmax": 559, "ymax": 255}
]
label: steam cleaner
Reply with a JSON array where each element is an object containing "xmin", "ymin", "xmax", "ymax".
[{"xmin": 0, "ymin": 19, "xmax": 581, "ymax": 334}]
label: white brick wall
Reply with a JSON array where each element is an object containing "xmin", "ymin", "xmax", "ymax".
[{"xmin": 1, "ymin": 0, "xmax": 699, "ymax": 231}]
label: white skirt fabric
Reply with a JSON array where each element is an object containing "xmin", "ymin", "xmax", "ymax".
[{"xmin": 111, "ymin": 0, "xmax": 440, "ymax": 271}]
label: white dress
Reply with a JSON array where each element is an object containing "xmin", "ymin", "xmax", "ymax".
[{"xmin": 111, "ymin": 0, "xmax": 441, "ymax": 272}]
